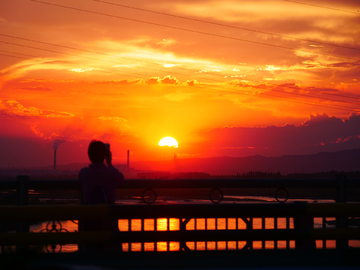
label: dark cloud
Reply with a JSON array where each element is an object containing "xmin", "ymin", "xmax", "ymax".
[{"xmin": 199, "ymin": 113, "xmax": 360, "ymax": 157}]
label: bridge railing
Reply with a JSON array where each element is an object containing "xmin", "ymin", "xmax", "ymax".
[
  {"xmin": 0, "ymin": 175, "xmax": 359, "ymax": 253},
  {"xmin": 0, "ymin": 174, "xmax": 357, "ymax": 204},
  {"xmin": 0, "ymin": 203, "xmax": 360, "ymax": 253}
]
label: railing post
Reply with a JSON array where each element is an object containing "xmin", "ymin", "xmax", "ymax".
[
  {"xmin": 180, "ymin": 218, "xmax": 191, "ymax": 251},
  {"xmin": 293, "ymin": 202, "xmax": 316, "ymax": 249},
  {"xmin": 16, "ymin": 175, "xmax": 29, "ymax": 253},
  {"xmin": 336, "ymin": 174, "xmax": 348, "ymax": 249},
  {"xmin": 336, "ymin": 174, "xmax": 347, "ymax": 203}
]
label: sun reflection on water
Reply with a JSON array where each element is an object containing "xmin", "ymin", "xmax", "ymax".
[{"xmin": 24, "ymin": 216, "xmax": 360, "ymax": 253}]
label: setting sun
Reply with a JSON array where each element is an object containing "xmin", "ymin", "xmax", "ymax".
[{"xmin": 158, "ymin": 137, "xmax": 179, "ymax": 148}]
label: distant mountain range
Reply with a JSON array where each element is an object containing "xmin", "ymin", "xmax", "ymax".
[
  {"xmin": 21, "ymin": 148, "xmax": 360, "ymax": 175},
  {"xmin": 131, "ymin": 148, "xmax": 360, "ymax": 175}
]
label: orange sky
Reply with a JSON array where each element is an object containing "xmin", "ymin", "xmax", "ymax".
[{"xmin": 0, "ymin": 0, "xmax": 359, "ymax": 167}]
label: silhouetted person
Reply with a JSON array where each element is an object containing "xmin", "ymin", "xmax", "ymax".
[
  {"xmin": 79, "ymin": 140, "xmax": 124, "ymax": 204},
  {"xmin": 78, "ymin": 140, "xmax": 124, "ymax": 251}
]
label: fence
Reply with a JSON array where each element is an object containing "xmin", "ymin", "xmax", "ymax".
[
  {"xmin": 0, "ymin": 203, "xmax": 360, "ymax": 252},
  {"xmin": 0, "ymin": 174, "xmax": 357, "ymax": 204},
  {"xmin": 0, "ymin": 175, "xmax": 359, "ymax": 253}
]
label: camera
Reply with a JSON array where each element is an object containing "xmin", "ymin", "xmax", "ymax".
[{"xmin": 104, "ymin": 143, "xmax": 110, "ymax": 156}]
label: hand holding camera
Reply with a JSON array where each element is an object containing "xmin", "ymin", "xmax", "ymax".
[{"xmin": 104, "ymin": 143, "xmax": 112, "ymax": 167}]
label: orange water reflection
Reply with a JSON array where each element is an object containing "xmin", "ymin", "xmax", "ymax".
[
  {"xmin": 23, "ymin": 216, "xmax": 360, "ymax": 253},
  {"xmin": 118, "ymin": 217, "xmax": 297, "ymax": 251}
]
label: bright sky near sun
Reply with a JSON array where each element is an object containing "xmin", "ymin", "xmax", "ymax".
[{"xmin": 0, "ymin": 0, "xmax": 359, "ymax": 167}]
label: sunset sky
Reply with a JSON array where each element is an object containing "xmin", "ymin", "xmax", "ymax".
[{"xmin": 0, "ymin": 0, "xmax": 359, "ymax": 168}]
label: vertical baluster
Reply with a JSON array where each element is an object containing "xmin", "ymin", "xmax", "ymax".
[
  {"xmin": 274, "ymin": 217, "xmax": 278, "ymax": 250},
  {"xmin": 167, "ymin": 218, "xmax": 170, "ymax": 252},
  {"xmin": 129, "ymin": 219, "xmax": 132, "ymax": 252},
  {"xmin": 322, "ymin": 217, "xmax": 326, "ymax": 249},
  {"xmin": 215, "ymin": 218, "xmax": 218, "ymax": 251},
  {"xmin": 226, "ymin": 218, "xmax": 229, "ymax": 251},
  {"xmin": 141, "ymin": 218, "xmax": 144, "ymax": 252},
  {"xmin": 226, "ymin": 218, "xmax": 228, "ymax": 250},
  {"xmin": 286, "ymin": 217, "xmax": 290, "ymax": 250},
  {"xmin": 336, "ymin": 174, "xmax": 348, "ymax": 249},
  {"xmin": 249, "ymin": 217, "xmax": 253, "ymax": 250},
  {"xmin": 262, "ymin": 217, "xmax": 266, "ymax": 250}
]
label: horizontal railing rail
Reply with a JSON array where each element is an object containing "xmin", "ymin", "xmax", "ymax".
[
  {"xmin": 1, "ymin": 174, "xmax": 358, "ymax": 204},
  {"xmin": 0, "ymin": 203, "xmax": 359, "ymax": 251},
  {"xmin": 1, "ymin": 177, "xmax": 359, "ymax": 189},
  {"xmin": 1, "ymin": 203, "xmax": 360, "ymax": 221}
]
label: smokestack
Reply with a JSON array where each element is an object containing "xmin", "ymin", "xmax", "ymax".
[
  {"xmin": 127, "ymin": 150, "xmax": 130, "ymax": 169},
  {"xmin": 54, "ymin": 149, "xmax": 57, "ymax": 170},
  {"xmin": 53, "ymin": 139, "xmax": 66, "ymax": 171}
]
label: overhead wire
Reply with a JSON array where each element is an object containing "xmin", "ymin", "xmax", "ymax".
[
  {"xmin": 2, "ymin": 38, "xmax": 359, "ymax": 110},
  {"xmin": 205, "ymin": 84, "xmax": 360, "ymax": 112},
  {"xmin": 2, "ymin": 35, "xmax": 360, "ymax": 102},
  {"xmin": 0, "ymin": 33, "xmax": 224, "ymax": 82},
  {"xmin": 0, "ymin": 39, "xmax": 219, "ymax": 81},
  {"xmin": 284, "ymin": 0, "xmax": 360, "ymax": 15},
  {"xmin": 2, "ymin": 47, "xmax": 358, "ymax": 112},
  {"xmin": 2, "ymin": 1, "xmax": 358, "ymax": 112},
  {"xmin": 29, "ymin": 0, "xmax": 360, "ymax": 63},
  {"xmin": 0, "ymin": 53, "xmax": 29, "ymax": 60},
  {"xmin": 2, "ymin": 45, "xmax": 356, "ymax": 112},
  {"xmin": 94, "ymin": 0, "xmax": 360, "ymax": 52}
]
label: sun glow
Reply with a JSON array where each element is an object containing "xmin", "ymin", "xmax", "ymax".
[{"xmin": 158, "ymin": 137, "xmax": 178, "ymax": 148}]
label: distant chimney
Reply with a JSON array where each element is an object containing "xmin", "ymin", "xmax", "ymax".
[
  {"xmin": 127, "ymin": 150, "xmax": 130, "ymax": 169},
  {"xmin": 53, "ymin": 139, "xmax": 65, "ymax": 170}
]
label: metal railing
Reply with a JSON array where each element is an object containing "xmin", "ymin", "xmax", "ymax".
[
  {"xmin": 0, "ymin": 174, "xmax": 357, "ymax": 204},
  {"xmin": 0, "ymin": 203, "xmax": 359, "ymax": 252},
  {"xmin": 0, "ymin": 174, "xmax": 359, "ymax": 254}
]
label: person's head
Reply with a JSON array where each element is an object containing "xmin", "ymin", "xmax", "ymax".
[{"xmin": 88, "ymin": 140, "xmax": 106, "ymax": 163}]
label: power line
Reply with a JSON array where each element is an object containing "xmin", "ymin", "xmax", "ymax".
[
  {"xmin": 30, "ymin": 0, "xmax": 360, "ymax": 63},
  {"xmin": 274, "ymin": 84, "xmax": 360, "ymax": 103},
  {"xmin": 0, "ymin": 49, "xmax": 38, "ymax": 58},
  {"xmin": 260, "ymin": 92, "xmax": 360, "ymax": 112},
  {"xmin": 94, "ymin": 0, "xmax": 360, "ymax": 52},
  {"xmin": 214, "ymin": 85, "xmax": 359, "ymax": 112},
  {"xmin": 2, "ymin": 47, "xmax": 358, "ymax": 113},
  {"xmin": 284, "ymin": 0, "xmax": 360, "ymax": 15},
  {"xmin": 3, "ymin": 38, "xmax": 359, "ymax": 108},
  {"xmin": 265, "ymin": 88, "xmax": 360, "ymax": 107},
  {"xmin": 0, "ymin": 34, "xmax": 224, "ymax": 83},
  {"xmin": 0, "ymin": 53, "xmax": 28, "ymax": 60},
  {"xmin": 0, "ymin": 39, "xmax": 218, "ymax": 81},
  {"xmin": 2, "ymin": 33, "xmax": 360, "ymax": 101},
  {"xmin": 235, "ymin": 82, "xmax": 360, "ymax": 107}
]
